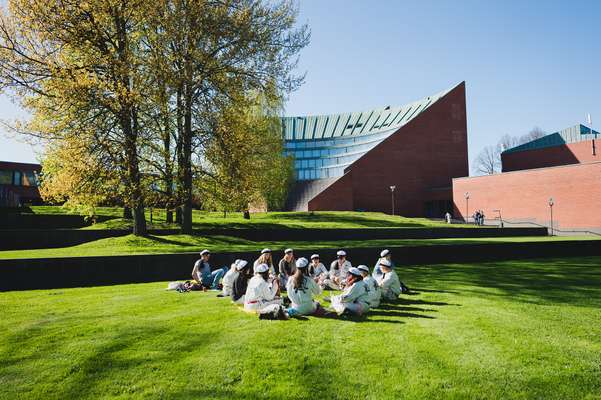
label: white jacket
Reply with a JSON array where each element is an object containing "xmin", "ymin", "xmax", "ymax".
[
  {"xmin": 378, "ymin": 270, "xmax": 401, "ymax": 300},
  {"xmin": 286, "ymin": 276, "xmax": 322, "ymax": 315},
  {"xmin": 244, "ymin": 275, "xmax": 278, "ymax": 311},
  {"xmin": 363, "ymin": 276, "xmax": 381, "ymax": 308},
  {"xmin": 329, "ymin": 260, "xmax": 352, "ymax": 280},
  {"xmin": 338, "ymin": 280, "xmax": 369, "ymax": 308},
  {"xmin": 221, "ymin": 269, "xmax": 238, "ymax": 296}
]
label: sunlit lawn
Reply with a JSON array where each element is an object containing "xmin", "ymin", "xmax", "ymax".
[{"xmin": 1, "ymin": 257, "xmax": 600, "ymax": 399}]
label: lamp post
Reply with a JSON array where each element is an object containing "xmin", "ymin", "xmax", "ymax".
[
  {"xmin": 548, "ymin": 198, "xmax": 554, "ymax": 236},
  {"xmin": 390, "ymin": 186, "xmax": 396, "ymax": 216},
  {"xmin": 464, "ymin": 192, "xmax": 470, "ymax": 223},
  {"xmin": 588, "ymin": 114, "xmax": 596, "ymax": 156}
]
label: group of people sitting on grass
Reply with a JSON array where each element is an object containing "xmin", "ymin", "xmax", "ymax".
[{"xmin": 184, "ymin": 247, "xmax": 410, "ymax": 319}]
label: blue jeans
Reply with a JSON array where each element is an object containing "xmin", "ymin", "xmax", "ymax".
[{"xmin": 204, "ymin": 267, "xmax": 228, "ymax": 289}]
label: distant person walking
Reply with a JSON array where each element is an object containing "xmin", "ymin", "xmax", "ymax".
[{"xmin": 445, "ymin": 212, "xmax": 452, "ymax": 224}]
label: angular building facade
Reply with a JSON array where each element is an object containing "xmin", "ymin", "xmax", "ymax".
[{"xmin": 282, "ymin": 82, "xmax": 469, "ymax": 217}]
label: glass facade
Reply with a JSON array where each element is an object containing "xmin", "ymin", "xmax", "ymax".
[
  {"xmin": 0, "ymin": 169, "xmax": 38, "ymax": 187},
  {"xmin": 284, "ymin": 128, "xmax": 397, "ymax": 181}
]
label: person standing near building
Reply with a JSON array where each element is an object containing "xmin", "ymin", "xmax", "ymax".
[
  {"xmin": 358, "ymin": 265, "xmax": 381, "ymax": 309},
  {"xmin": 376, "ymin": 259, "xmax": 402, "ymax": 301},
  {"xmin": 286, "ymin": 257, "xmax": 323, "ymax": 316},
  {"xmin": 445, "ymin": 212, "xmax": 452, "ymax": 224},
  {"xmin": 330, "ymin": 267, "xmax": 370, "ymax": 316},
  {"xmin": 191, "ymin": 249, "xmax": 227, "ymax": 290},
  {"xmin": 278, "ymin": 248, "xmax": 296, "ymax": 286}
]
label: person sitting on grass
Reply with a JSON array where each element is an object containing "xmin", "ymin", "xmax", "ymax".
[
  {"xmin": 219, "ymin": 259, "xmax": 245, "ymax": 298},
  {"xmin": 254, "ymin": 248, "xmax": 276, "ymax": 276},
  {"xmin": 191, "ymin": 249, "xmax": 227, "ymax": 290},
  {"xmin": 324, "ymin": 250, "xmax": 352, "ymax": 290},
  {"xmin": 358, "ymin": 265, "xmax": 381, "ymax": 309},
  {"xmin": 376, "ymin": 259, "xmax": 402, "ymax": 301},
  {"xmin": 308, "ymin": 254, "xmax": 329, "ymax": 286},
  {"xmin": 286, "ymin": 257, "xmax": 324, "ymax": 316},
  {"xmin": 330, "ymin": 267, "xmax": 370, "ymax": 316},
  {"xmin": 372, "ymin": 249, "xmax": 393, "ymax": 281},
  {"xmin": 278, "ymin": 248, "xmax": 296, "ymax": 287},
  {"xmin": 244, "ymin": 263, "xmax": 283, "ymax": 313},
  {"xmin": 231, "ymin": 260, "xmax": 252, "ymax": 305}
]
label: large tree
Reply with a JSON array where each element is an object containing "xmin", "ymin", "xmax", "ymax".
[{"xmin": 0, "ymin": 0, "xmax": 152, "ymax": 234}]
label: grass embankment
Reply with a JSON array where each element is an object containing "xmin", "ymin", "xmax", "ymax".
[
  {"xmin": 1, "ymin": 257, "xmax": 600, "ymax": 399},
  {"xmin": 0, "ymin": 234, "xmax": 599, "ymax": 260},
  {"xmin": 28, "ymin": 206, "xmax": 478, "ymax": 230}
]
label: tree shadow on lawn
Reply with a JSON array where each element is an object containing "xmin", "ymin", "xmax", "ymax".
[
  {"xmin": 405, "ymin": 256, "xmax": 601, "ymax": 306},
  {"xmin": 0, "ymin": 321, "xmax": 221, "ymax": 400}
]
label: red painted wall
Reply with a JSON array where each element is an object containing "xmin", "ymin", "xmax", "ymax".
[
  {"xmin": 309, "ymin": 82, "xmax": 469, "ymax": 216},
  {"xmin": 502, "ymin": 140, "xmax": 600, "ymax": 172},
  {"xmin": 452, "ymin": 162, "xmax": 601, "ymax": 232}
]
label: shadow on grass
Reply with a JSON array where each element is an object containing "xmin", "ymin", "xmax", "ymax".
[
  {"xmin": 406, "ymin": 257, "xmax": 601, "ymax": 306},
  {"xmin": 271, "ymin": 212, "xmax": 427, "ymax": 228}
]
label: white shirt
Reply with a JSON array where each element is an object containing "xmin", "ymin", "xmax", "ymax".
[
  {"xmin": 378, "ymin": 269, "xmax": 401, "ymax": 300},
  {"xmin": 309, "ymin": 262, "xmax": 328, "ymax": 279},
  {"xmin": 244, "ymin": 275, "xmax": 277, "ymax": 310},
  {"xmin": 222, "ymin": 268, "xmax": 238, "ymax": 296},
  {"xmin": 329, "ymin": 260, "xmax": 352, "ymax": 280},
  {"xmin": 286, "ymin": 275, "xmax": 322, "ymax": 315},
  {"xmin": 363, "ymin": 276, "xmax": 381, "ymax": 308},
  {"xmin": 253, "ymin": 259, "xmax": 276, "ymax": 276},
  {"xmin": 339, "ymin": 280, "xmax": 369, "ymax": 308}
]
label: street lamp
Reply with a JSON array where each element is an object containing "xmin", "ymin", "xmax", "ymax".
[
  {"xmin": 390, "ymin": 186, "xmax": 396, "ymax": 216},
  {"xmin": 464, "ymin": 192, "xmax": 470, "ymax": 223},
  {"xmin": 548, "ymin": 198, "xmax": 554, "ymax": 236}
]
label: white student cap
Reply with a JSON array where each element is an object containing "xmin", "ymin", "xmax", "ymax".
[
  {"xmin": 310, "ymin": 254, "xmax": 320, "ymax": 260},
  {"xmin": 296, "ymin": 257, "xmax": 309, "ymax": 269},
  {"xmin": 357, "ymin": 265, "xmax": 370, "ymax": 273},
  {"xmin": 284, "ymin": 248, "xmax": 293, "ymax": 254},
  {"xmin": 380, "ymin": 249, "xmax": 390, "ymax": 258},
  {"xmin": 348, "ymin": 267, "xmax": 362, "ymax": 277},
  {"xmin": 379, "ymin": 259, "xmax": 392, "ymax": 267},
  {"xmin": 235, "ymin": 260, "xmax": 248, "ymax": 271},
  {"xmin": 261, "ymin": 248, "xmax": 271, "ymax": 254},
  {"xmin": 254, "ymin": 263, "xmax": 269, "ymax": 273},
  {"xmin": 200, "ymin": 249, "xmax": 210, "ymax": 256},
  {"xmin": 336, "ymin": 250, "xmax": 346, "ymax": 257}
]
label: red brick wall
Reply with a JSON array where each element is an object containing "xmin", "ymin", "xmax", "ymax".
[
  {"xmin": 309, "ymin": 82, "xmax": 469, "ymax": 216},
  {"xmin": 452, "ymin": 162, "xmax": 601, "ymax": 231},
  {"xmin": 308, "ymin": 173, "xmax": 354, "ymax": 211},
  {"xmin": 502, "ymin": 140, "xmax": 600, "ymax": 172}
]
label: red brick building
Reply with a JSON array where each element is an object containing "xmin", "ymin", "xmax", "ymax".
[
  {"xmin": 453, "ymin": 124, "xmax": 601, "ymax": 233},
  {"xmin": 283, "ymin": 82, "xmax": 469, "ymax": 217},
  {"xmin": 0, "ymin": 161, "xmax": 42, "ymax": 207}
]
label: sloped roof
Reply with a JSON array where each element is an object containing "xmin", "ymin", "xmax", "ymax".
[
  {"xmin": 281, "ymin": 84, "xmax": 459, "ymax": 141},
  {"xmin": 502, "ymin": 124, "xmax": 600, "ymax": 154}
]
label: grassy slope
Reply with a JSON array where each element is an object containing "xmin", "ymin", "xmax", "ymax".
[
  {"xmin": 0, "ymin": 234, "xmax": 599, "ymax": 260},
  {"xmin": 29, "ymin": 206, "xmax": 477, "ymax": 230},
  {"xmin": 1, "ymin": 257, "xmax": 600, "ymax": 399}
]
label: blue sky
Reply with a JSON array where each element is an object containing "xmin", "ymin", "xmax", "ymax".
[{"xmin": 1, "ymin": 0, "xmax": 600, "ymax": 173}]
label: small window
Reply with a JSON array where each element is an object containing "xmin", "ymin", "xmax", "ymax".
[
  {"xmin": 13, "ymin": 171, "xmax": 22, "ymax": 186},
  {"xmin": 346, "ymin": 124, "xmax": 354, "ymax": 129},
  {"xmin": 0, "ymin": 170, "xmax": 12, "ymax": 185}
]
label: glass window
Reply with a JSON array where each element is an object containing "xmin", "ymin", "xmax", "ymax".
[
  {"xmin": 13, "ymin": 171, "xmax": 22, "ymax": 186},
  {"xmin": 23, "ymin": 171, "xmax": 37, "ymax": 187},
  {"xmin": 0, "ymin": 170, "xmax": 12, "ymax": 185},
  {"xmin": 307, "ymin": 159, "xmax": 316, "ymax": 168}
]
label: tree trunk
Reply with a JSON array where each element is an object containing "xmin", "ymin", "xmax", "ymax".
[
  {"xmin": 166, "ymin": 210, "xmax": 173, "ymax": 224},
  {"xmin": 123, "ymin": 206, "xmax": 133, "ymax": 219},
  {"xmin": 175, "ymin": 206, "xmax": 182, "ymax": 224},
  {"xmin": 179, "ymin": 83, "xmax": 193, "ymax": 234}
]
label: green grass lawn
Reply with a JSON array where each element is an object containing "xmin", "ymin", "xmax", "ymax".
[
  {"xmin": 1, "ymin": 256, "xmax": 600, "ymax": 399},
  {"xmin": 29, "ymin": 206, "xmax": 477, "ymax": 230},
  {"xmin": 1, "ymin": 234, "xmax": 599, "ymax": 260}
]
